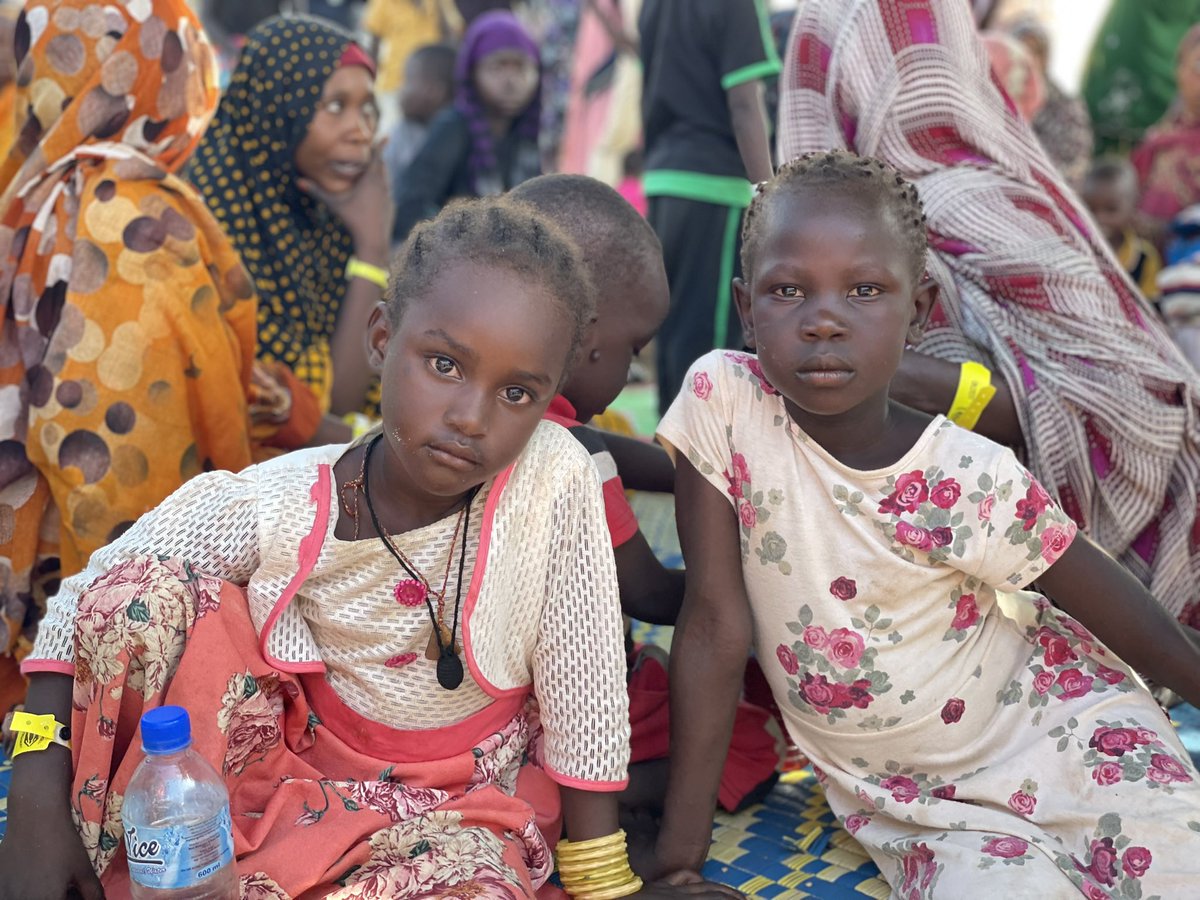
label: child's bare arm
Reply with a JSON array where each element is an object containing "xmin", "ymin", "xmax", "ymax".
[
  {"xmin": 653, "ymin": 457, "xmax": 754, "ymax": 877},
  {"xmin": 599, "ymin": 431, "xmax": 676, "ymax": 494},
  {"xmin": 1037, "ymin": 534, "xmax": 1200, "ymax": 706},
  {"xmin": 614, "ymin": 532, "xmax": 685, "ymax": 625},
  {"xmin": 0, "ymin": 673, "xmax": 103, "ymax": 900},
  {"xmin": 890, "ymin": 350, "xmax": 1023, "ymax": 447},
  {"xmin": 726, "ymin": 80, "xmax": 773, "ymax": 186}
]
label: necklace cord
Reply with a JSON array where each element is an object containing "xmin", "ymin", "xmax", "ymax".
[{"xmin": 360, "ymin": 435, "xmax": 476, "ymax": 660}]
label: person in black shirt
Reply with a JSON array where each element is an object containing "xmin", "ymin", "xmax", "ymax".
[{"xmin": 640, "ymin": 0, "xmax": 779, "ymax": 413}]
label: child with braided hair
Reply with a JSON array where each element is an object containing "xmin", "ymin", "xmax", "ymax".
[
  {"xmin": 648, "ymin": 150, "xmax": 1200, "ymax": 895},
  {"xmin": 0, "ymin": 196, "xmax": 738, "ymax": 900}
]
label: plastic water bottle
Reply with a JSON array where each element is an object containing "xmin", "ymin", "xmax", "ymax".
[{"xmin": 122, "ymin": 706, "xmax": 239, "ymax": 899}]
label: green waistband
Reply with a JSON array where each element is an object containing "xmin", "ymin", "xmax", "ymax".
[{"xmin": 643, "ymin": 170, "xmax": 754, "ymax": 208}]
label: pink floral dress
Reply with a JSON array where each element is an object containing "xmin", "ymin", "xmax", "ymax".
[{"xmin": 659, "ymin": 351, "xmax": 1200, "ymax": 899}]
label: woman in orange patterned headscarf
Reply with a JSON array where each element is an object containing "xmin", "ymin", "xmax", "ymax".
[{"xmin": 0, "ymin": 0, "xmax": 282, "ymax": 677}]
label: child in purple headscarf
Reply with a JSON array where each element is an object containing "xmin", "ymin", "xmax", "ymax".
[{"xmin": 393, "ymin": 11, "xmax": 541, "ymax": 242}]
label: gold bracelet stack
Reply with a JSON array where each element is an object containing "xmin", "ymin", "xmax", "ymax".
[{"xmin": 557, "ymin": 829, "xmax": 643, "ymax": 899}]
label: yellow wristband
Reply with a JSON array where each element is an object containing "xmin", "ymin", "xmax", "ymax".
[
  {"xmin": 947, "ymin": 361, "xmax": 996, "ymax": 432},
  {"xmin": 346, "ymin": 257, "xmax": 389, "ymax": 290},
  {"xmin": 4, "ymin": 710, "xmax": 71, "ymax": 756}
]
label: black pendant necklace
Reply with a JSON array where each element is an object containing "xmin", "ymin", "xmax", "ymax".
[{"xmin": 361, "ymin": 435, "xmax": 475, "ymax": 690}]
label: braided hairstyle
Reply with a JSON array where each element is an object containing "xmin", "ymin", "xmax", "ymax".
[
  {"xmin": 742, "ymin": 150, "xmax": 928, "ymax": 283},
  {"xmin": 386, "ymin": 197, "xmax": 596, "ymax": 369}
]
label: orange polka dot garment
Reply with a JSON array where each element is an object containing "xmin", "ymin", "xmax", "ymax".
[
  {"xmin": 0, "ymin": 0, "xmax": 259, "ymax": 659},
  {"xmin": 190, "ymin": 16, "xmax": 358, "ymax": 409}
]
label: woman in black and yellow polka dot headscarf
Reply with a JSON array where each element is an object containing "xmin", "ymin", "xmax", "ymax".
[{"xmin": 191, "ymin": 15, "xmax": 388, "ymax": 415}]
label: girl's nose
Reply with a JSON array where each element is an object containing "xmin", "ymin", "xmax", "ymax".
[
  {"xmin": 800, "ymin": 297, "xmax": 848, "ymax": 340},
  {"xmin": 445, "ymin": 390, "xmax": 488, "ymax": 437}
]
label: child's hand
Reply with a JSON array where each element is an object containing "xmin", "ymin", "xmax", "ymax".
[
  {"xmin": 296, "ymin": 140, "xmax": 394, "ymax": 255},
  {"xmin": 0, "ymin": 805, "xmax": 103, "ymax": 900}
]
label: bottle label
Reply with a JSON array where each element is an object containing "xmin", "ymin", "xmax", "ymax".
[{"xmin": 125, "ymin": 805, "xmax": 235, "ymax": 890}]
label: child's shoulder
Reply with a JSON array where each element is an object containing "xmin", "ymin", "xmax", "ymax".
[
  {"xmin": 517, "ymin": 419, "xmax": 596, "ymax": 478},
  {"xmin": 252, "ymin": 443, "xmax": 347, "ymax": 477},
  {"xmin": 923, "ymin": 417, "xmax": 1024, "ymax": 478},
  {"xmin": 689, "ymin": 349, "xmax": 777, "ymax": 397}
]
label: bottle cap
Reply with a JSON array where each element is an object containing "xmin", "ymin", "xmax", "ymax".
[{"xmin": 140, "ymin": 706, "xmax": 192, "ymax": 755}]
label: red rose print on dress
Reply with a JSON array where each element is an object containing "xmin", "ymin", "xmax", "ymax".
[
  {"xmin": 826, "ymin": 628, "xmax": 865, "ymax": 668},
  {"xmin": 1040, "ymin": 523, "xmax": 1074, "ymax": 564},
  {"xmin": 1089, "ymin": 726, "xmax": 1151, "ymax": 757},
  {"xmin": 829, "ymin": 577, "xmax": 857, "ymax": 600},
  {"xmin": 1035, "ymin": 626, "xmax": 1078, "ymax": 667},
  {"xmin": 1095, "ymin": 665, "xmax": 1126, "ymax": 685},
  {"xmin": 940, "ymin": 698, "xmax": 965, "ymax": 724},
  {"xmin": 879, "ymin": 471, "xmax": 929, "ymax": 515},
  {"xmin": 1007, "ymin": 790, "xmax": 1037, "ymax": 817},
  {"xmin": 882, "ymin": 775, "xmax": 920, "ymax": 804},
  {"xmin": 745, "ymin": 357, "xmax": 778, "ymax": 395},
  {"xmin": 1092, "ymin": 762, "xmax": 1123, "ymax": 786},
  {"xmin": 929, "ymin": 478, "xmax": 961, "ymax": 509},
  {"xmin": 796, "ymin": 673, "xmax": 874, "ymax": 714},
  {"xmin": 951, "ymin": 594, "xmax": 979, "ymax": 630},
  {"xmin": 1085, "ymin": 837, "xmax": 1119, "ymax": 887},
  {"xmin": 977, "ymin": 493, "xmax": 996, "ymax": 522},
  {"xmin": 802, "ymin": 625, "xmax": 829, "ymax": 650},
  {"xmin": 895, "ymin": 521, "xmax": 934, "ymax": 552},
  {"xmin": 1055, "ymin": 668, "xmax": 1094, "ymax": 700},
  {"xmin": 931, "ymin": 527, "xmax": 953, "ymax": 547},
  {"xmin": 982, "ymin": 836, "xmax": 1028, "ymax": 859},
  {"xmin": 899, "ymin": 842, "xmax": 937, "ymax": 896},
  {"xmin": 724, "ymin": 452, "xmax": 752, "ymax": 502},
  {"xmin": 691, "ymin": 371, "xmax": 713, "ymax": 400},
  {"xmin": 1148, "ymin": 753, "xmax": 1193, "ymax": 784},
  {"xmin": 1015, "ymin": 480, "xmax": 1052, "ymax": 530},
  {"xmin": 776, "ymin": 644, "xmax": 799, "ymax": 676},
  {"xmin": 393, "ymin": 579, "xmax": 427, "ymax": 608},
  {"xmin": 1032, "ymin": 670, "xmax": 1055, "ymax": 695},
  {"xmin": 1122, "ymin": 847, "xmax": 1152, "ymax": 879},
  {"xmin": 844, "ymin": 814, "xmax": 869, "ymax": 835},
  {"xmin": 739, "ymin": 501, "xmax": 758, "ymax": 528},
  {"xmin": 931, "ymin": 784, "xmax": 956, "ymax": 800}
]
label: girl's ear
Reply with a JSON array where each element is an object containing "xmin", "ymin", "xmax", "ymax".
[
  {"xmin": 907, "ymin": 278, "xmax": 938, "ymax": 346},
  {"xmin": 733, "ymin": 278, "xmax": 757, "ymax": 350},
  {"xmin": 366, "ymin": 302, "xmax": 392, "ymax": 370}
]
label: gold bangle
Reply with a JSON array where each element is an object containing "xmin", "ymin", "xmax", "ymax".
[
  {"xmin": 346, "ymin": 257, "xmax": 389, "ymax": 290},
  {"xmin": 947, "ymin": 361, "xmax": 996, "ymax": 431},
  {"xmin": 557, "ymin": 830, "xmax": 643, "ymax": 900},
  {"xmin": 557, "ymin": 830, "xmax": 628, "ymax": 856}
]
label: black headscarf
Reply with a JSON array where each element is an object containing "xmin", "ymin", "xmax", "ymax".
[{"xmin": 191, "ymin": 15, "xmax": 361, "ymax": 405}]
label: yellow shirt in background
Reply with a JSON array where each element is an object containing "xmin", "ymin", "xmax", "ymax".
[{"xmin": 363, "ymin": 0, "xmax": 461, "ymax": 93}]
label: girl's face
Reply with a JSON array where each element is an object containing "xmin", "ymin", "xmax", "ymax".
[
  {"xmin": 366, "ymin": 260, "xmax": 573, "ymax": 501},
  {"xmin": 473, "ymin": 49, "xmax": 538, "ymax": 119},
  {"xmin": 734, "ymin": 188, "xmax": 934, "ymax": 432},
  {"xmin": 293, "ymin": 65, "xmax": 379, "ymax": 193}
]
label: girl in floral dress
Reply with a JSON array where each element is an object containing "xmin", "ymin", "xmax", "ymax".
[
  {"xmin": 0, "ymin": 196, "xmax": 738, "ymax": 900},
  {"xmin": 649, "ymin": 151, "xmax": 1200, "ymax": 898}
]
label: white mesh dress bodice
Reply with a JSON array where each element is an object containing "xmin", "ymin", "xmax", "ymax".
[{"xmin": 28, "ymin": 422, "xmax": 631, "ymax": 785}]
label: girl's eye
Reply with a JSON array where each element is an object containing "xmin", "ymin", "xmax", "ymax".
[
  {"xmin": 775, "ymin": 286, "xmax": 801, "ymax": 298},
  {"xmin": 324, "ymin": 99, "xmax": 345, "ymax": 116},
  {"xmin": 429, "ymin": 356, "xmax": 459, "ymax": 377},
  {"xmin": 502, "ymin": 386, "xmax": 532, "ymax": 404},
  {"xmin": 851, "ymin": 285, "xmax": 882, "ymax": 298}
]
